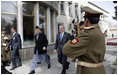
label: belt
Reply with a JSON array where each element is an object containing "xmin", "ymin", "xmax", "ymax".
[{"xmin": 78, "ymin": 60, "xmax": 103, "ymax": 68}]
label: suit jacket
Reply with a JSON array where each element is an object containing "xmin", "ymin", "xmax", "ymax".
[
  {"xmin": 54, "ymin": 32, "xmax": 70, "ymax": 54},
  {"xmin": 63, "ymin": 24, "xmax": 106, "ymax": 74},
  {"xmin": 8, "ymin": 32, "xmax": 22, "ymax": 51},
  {"xmin": 70, "ymin": 33, "xmax": 77, "ymax": 40},
  {"xmin": 34, "ymin": 33, "xmax": 48, "ymax": 55}
]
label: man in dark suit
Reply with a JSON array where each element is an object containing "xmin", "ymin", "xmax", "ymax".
[
  {"xmin": 6, "ymin": 27, "xmax": 22, "ymax": 70},
  {"xmin": 71, "ymin": 29, "xmax": 77, "ymax": 40},
  {"xmin": 54, "ymin": 25, "xmax": 70, "ymax": 74},
  {"xmin": 29, "ymin": 26, "xmax": 51, "ymax": 74}
]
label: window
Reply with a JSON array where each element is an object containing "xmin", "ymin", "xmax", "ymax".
[
  {"xmin": 1, "ymin": 1, "xmax": 17, "ymax": 13},
  {"xmin": 39, "ymin": 5, "xmax": 46, "ymax": 34},
  {"xmin": 60, "ymin": 1, "xmax": 65, "ymax": 14},
  {"xmin": 68, "ymin": 2, "xmax": 72, "ymax": 16},
  {"xmin": 1, "ymin": 1, "xmax": 17, "ymax": 35},
  {"xmin": 22, "ymin": 2, "xmax": 35, "ymax": 42}
]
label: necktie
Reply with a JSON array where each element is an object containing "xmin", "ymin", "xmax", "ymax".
[{"xmin": 60, "ymin": 33, "xmax": 62, "ymax": 42}]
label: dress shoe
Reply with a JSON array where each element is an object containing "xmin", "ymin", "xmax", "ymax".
[
  {"xmin": 17, "ymin": 64, "xmax": 22, "ymax": 67},
  {"xmin": 29, "ymin": 70, "xmax": 35, "ymax": 74},
  {"xmin": 37, "ymin": 62, "xmax": 41, "ymax": 64},
  {"xmin": 66, "ymin": 62, "xmax": 70, "ymax": 70},
  {"xmin": 10, "ymin": 67, "xmax": 16, "ymax": 70},
  {"xmin": 48, "ymin": 64, "xmax": 51, "ymax": 69},
  {"xmin": 61, "ymin": 69, "xmax": 66, "ymax": 74},
  {"xmin": 6, "ymin": 71, "xmax": 12, "ymax": 74},
  {"xmin": 6, "ymin": 62, "xmax": 10, "ymax": 66}
]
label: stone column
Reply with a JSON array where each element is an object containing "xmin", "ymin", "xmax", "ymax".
[
  {"xmin": 78, "ymin": 4, "xmax": 81, "ymax": 22},
  {"xmin": 46, "ymin": 7, "xmax": 51, "ymax": 43},
  {"xmin": 53, "ymin": 11, "xmax": 57, "ymax": 41},
  {"xmin": 35, "ymin": 2, "xmax": 39, "ymax": 27},
  {"xmin": 17, "ymin": 1, "xmax": 24, "ymax": 48}
]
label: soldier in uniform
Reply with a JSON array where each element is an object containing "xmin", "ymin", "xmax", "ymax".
[
  {"xmin": 1, "ymin": 28, "xmax": 11, "ymax": 66},
  {"xmin": 63, "ymin": 7, "xmax": 106, "ymax": 74},
  {"xmin": 1, "ymin": 28, "xmax": 12, "ymax": 74}
]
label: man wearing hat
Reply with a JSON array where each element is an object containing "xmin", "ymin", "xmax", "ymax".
[
  {"xmin": 29, "ymin": 26, "xmax": 51, "ymax": 74},
  {"xmin": 63, "ymin": 7, "xmax": 106, "ymax": 74}
]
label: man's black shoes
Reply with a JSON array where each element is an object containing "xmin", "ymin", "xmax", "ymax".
[
  {"xmin": 48, "ymin": 64, "xmax": 51, "ymax": 69},
  {"xmin": 10, "ymin": 67, "xmax": 16, "ymax": 70},
  {"xmin": 66, "ymin": 62, "xmax": 70, "ymax": 70},
  {"xmin": 61, "ymin": 69, "xmax": 66, "ymax": 74},
  {"xmin": 29, "ymin": 70, "xmax": 35, "ymax": 74}
]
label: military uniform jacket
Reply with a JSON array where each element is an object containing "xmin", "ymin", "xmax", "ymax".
[
  {"xmin": 1, "ymin": 35, "xmax": 11, "ymax": 62},
  {"xmin": 63, "ymin": 24, "xmax": 106, "ymax": 74}
]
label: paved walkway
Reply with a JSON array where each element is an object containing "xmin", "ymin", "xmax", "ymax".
[
  {"xmin": 6, "ymin": 45, "xmax": 117, "ymax": 74},
  {"xmin": 104, "ymin": 45, "xmax": 117, "ymax": 74}
]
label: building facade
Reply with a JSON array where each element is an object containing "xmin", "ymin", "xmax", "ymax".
[
  {"xmin": 1, "ymin": 1, "xmax": 58, "ymax": 60},
  {"xmin": 109, "ymin": 26, "xmax": 117, "ymax": 38},
  {"xmin": 57, "ymin": 1, "xmax": 88, "ymax": 34},
  {"xmin": 1, "ymin": 1, "xmax": 111, "ymax": 60},
  {"xmin": 57, "ymin": 1, "xmax": 110, "ymax": 35}
]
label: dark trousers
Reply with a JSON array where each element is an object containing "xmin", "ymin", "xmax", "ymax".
[
  {"xmin": 11, "ymin": 50, "xmax": 22, "ymax": 68},
  {"xmin": 57, "ymin": 50, "xmax": 69, "ymax": 70}
]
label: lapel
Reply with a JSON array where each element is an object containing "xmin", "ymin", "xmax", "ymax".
[
  {"xmin": 36, "ymin": 34, "xmax": 40, "ymax": 41},
  {"xmin": 58, "ymin": 33, "xmax": 60, "ymax": 43},
  {"xmin": 61, "ymin": 32, "xmax": 65, "ymax": 42},
  {"xmin": 12, "ymin": 32, "xmax": 16, "ymax": 39}
]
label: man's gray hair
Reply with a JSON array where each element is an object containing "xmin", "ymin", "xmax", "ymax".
[{"xmin": 59, "ymin": 25, "xmax": 65, "ymax": 29}]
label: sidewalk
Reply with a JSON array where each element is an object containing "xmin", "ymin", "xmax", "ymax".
[
  {"xmin": 104, "ymin": 45, "xmax": 117, "ymax": 74},
  {"xmin": 6, "ymin": 50, "xmax": 76, "ymax": 74},
  {"xmin": 5, "ymin": 45, "xmax": 117, "ymax": 74}
]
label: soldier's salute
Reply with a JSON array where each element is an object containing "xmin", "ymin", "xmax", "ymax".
[{"xmin": 63, "ymin": 7, "xmax": 106, "ymax": 74}]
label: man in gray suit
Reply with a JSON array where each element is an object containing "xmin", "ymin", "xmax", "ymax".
[
  {"xmin": 54, "ymin": 25, "xmax": 70, "ymax": 74},
  {"xmin": 6, "ymin": 27, "xmax": 22, "ymax": 70}
]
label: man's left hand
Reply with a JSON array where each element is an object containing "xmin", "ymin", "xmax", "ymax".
[{"xmin": 43, "ymin": 47, "xmax": 46, "ymax": 50}]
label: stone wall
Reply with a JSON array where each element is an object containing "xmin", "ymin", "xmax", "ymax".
[{"xmin": 19, "ymin": 44, "xmax": 55, "ymax": 61}]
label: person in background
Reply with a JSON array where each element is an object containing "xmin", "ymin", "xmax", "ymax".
[
  {"xmin": 54, "ymin": 25, "xmax": 70, "ymax": 74},
  {"xmin": 29, "ymin": 26, "xmax": 51, "ymax": 74},
  {"xmin": 1, "ymin": 28, "xmax": 12, "ymax": 74},
  {"xmin": 6, "ymin": 27, "xmax": 22, "ymax": 70},
  {"xmin": 79, "ymin": 21, "xmax": 85, "ymax": 32},
  {"xmin": 104, "ymin": 29, "xmax": 107, "ymax": 44},
  {"xmin": 71, "ymin": 29, "xmax": 77, "ymax": 40},
  {"xmin": 72, "ymin": 21, "xmax": 85, "ymax": 68}
]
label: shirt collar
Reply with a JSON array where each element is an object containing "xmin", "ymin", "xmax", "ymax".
[
  {"xmin": 13, "ymin": 32, "xmax": 16, "ymax": 35},
  {"xmin": 84, "ymin": 24, "xmax": 99, "ymax": 30},
  {"xmin": 60, "ymin": 32, "xmax": 64, "ymax": 36}
]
